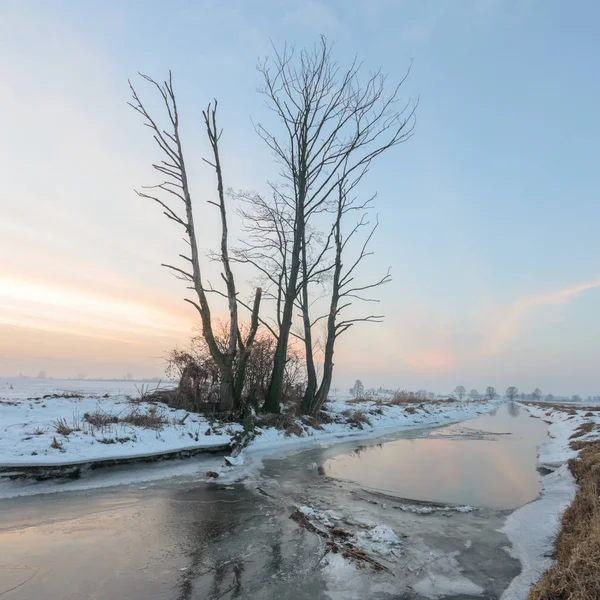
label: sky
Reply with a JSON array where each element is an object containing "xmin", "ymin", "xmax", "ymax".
[{"xmin": 1, "ymin": 0, "xmax": 599, "ymax": 395}]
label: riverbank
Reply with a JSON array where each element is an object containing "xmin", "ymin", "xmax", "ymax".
[
  {"xmin": 501, "ymin": 402, "xmax": 600, "ymax": 600},
  {"xmin": 0, "ymin": 379, "xmax": 501, "ymax": 480},
  {"xmin": 0, "ymin": 403, "xmax": 530, "ymax": 600}
]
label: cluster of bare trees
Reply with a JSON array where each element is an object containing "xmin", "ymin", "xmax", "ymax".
[
  {"xmin": 505, "ymin": 387, "xmax": 542, "ymax": 401},
  {"xmin": 130, "ymin": 38, "xmax": 415, "ymax": 415}
]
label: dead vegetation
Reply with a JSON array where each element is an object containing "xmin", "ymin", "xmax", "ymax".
[
  {"xmin": 50, "ymin": 436, "xmax": 64, "ymax": 451},
  {"xmin": 290, "ymin": 508, "xmax": 393, "ymax": 574},
  {"xmin": 387, "ymin": 390, "xmax": 425, "ymax": 405},
  {"xmin": 255, "ymin": 410, "xmax": 304, "ymax": 437},
  {"xmin": 121, "ymin": 406, "xmax": 167, "ymax": 429},
  {"xmin": 53, "ymin": 416, "xmax": 81, "ymax": 436},
  {"xmin": 528, "ymin": 439, "xmax": 600, "ymax": 600},
  {"xmin": 569, "ymin": 422, "xmax": 595, "ymax": 442},
  {"xmin": 341, "ymin": 409, "xmax": 372, "ymax": 430},
  {"xmin": 83, "ymin": 409, "xmax": 119, "ymax": 428}
]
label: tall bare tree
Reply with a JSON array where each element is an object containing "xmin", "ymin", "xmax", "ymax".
[
  {"xmin": 301, "ymin": 182, "xmax": 392, "ymax": 414},
  {"xmin": 129, "ymin": 73, "xmax": 261, "ymax": 411},
  {"xmin": 505, "ymin": 386, "xmax": 519, "ymax": 401},
  {"xmin": 253, "ymin": 37, "xmax": 416, "ymax": 412}
]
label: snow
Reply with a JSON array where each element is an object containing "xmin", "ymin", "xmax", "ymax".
[
  {"xmin": 500, "ymin": 464, "xmax": 575, "ymax": 600},
  {"xmin": 500, "ymin": 402, "xmax": 600, "ymax": 600},
  {"xmin": 218, "ymin": 395, "xmax": 504, "ymax": 484},
  {"xmin": 351, "ymin": 524, "xmax": 402, "ymax": 557},
  {"xmin": 394, "ymin": 503, "xmax": 475, "ymax": 515},
  {"xmin": 0, "ymin": 378, "xmax": 503, "ymax": 495},
  {"xmin": 412, "ymin": 573, "xmax": 484, "ymax": 599},
  {"xmin": 0, "ymin": 379, "xmax": 237, "ymax": 468}
]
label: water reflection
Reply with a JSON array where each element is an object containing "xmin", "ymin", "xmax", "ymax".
[
  {"xmin": 322, "ymin": 403, "xmax": 548, "ymax": 509},
  {"xmin": 507, "ymin": 401, "xmax": 520, "ymax": 417}
]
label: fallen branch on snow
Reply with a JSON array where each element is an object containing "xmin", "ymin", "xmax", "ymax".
[{"xmin": 290, "ymin": 508, "xmax": 394, "ymax": 575}]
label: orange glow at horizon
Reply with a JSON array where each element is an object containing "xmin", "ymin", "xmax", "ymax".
[{"xmin": 0, "ymin": 274, "xmax": 207, "ymax": 377}]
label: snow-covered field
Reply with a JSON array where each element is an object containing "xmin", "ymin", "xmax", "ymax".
[
  {"xmin": 0, "ymin": 379, "xmax": 236, "ymax": 468},
  {"xmin": 500, "ymin": 402, "xmax": 600, "ymax": 600},
  {"xmin": 1, "ymin": 378, "xmax": 501, "ymax": 475}
]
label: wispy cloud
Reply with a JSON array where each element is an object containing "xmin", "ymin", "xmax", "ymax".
[{"xmin": 483, "ymin": 276, "xmax": 600, "ymax": 354}]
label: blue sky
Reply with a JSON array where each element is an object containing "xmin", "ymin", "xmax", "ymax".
[{"xmin": 1, "ymin": 0, "xmax": 599, "ymax": 395}]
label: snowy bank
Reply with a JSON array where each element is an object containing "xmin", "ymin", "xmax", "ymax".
[
  {"xmin": 0, "ymin": 396, "xmax": 236, "ymax": 469},
  {"xmin": 215, "ymin": 396, "xmax": 503, "ymax": 483},
  {"xmin": 500, "ymin": 403, "xmax": 600, "ymax": 600},
  {"xmin": 1, "ymin": 380, "xmax": 501, "ymax": 478}
]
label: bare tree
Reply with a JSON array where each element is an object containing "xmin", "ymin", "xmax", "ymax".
[
  {"xmin": 469, "ymin": 388, "xmax": 479, "ymax": 401},
  {"xmin": 350, "ymin": 379, "xmax": 364, "ymax": 398},
  {"xmin": 505, "ymin": 386, "xmax": 519, "ymax": 401},
  {"xmin": 129, "ymin": 73, "xmax": 261, "ymax": 411},
  {"xmin": 251, "ymin": 37, "xmax": 415, "ymax": 412},
  {"xmin": 531, "ymin": 388, "xmax": 542, "ymax": 402},
  {"xmin": 485, "ymin": 386, "xmax": 498, "ymax": 400},
  {"xmin": 453, "ymin": 385, "xmax": 466, "ymax": 400}
]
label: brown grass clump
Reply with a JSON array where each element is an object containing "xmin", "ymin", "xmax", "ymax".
[
  {"xmin": 53, "ymin": 416, "xmax": 81, "ymax": 436},
  {"xmin": 569, "ymin": 422, "xmax": 595, "ymax": 442},
  {"xmin": 121, "ymin": 406, "xmax": 167, "ymax": 429},
  {"xmin": 387, "ymin": 390, "xmax": 425, "ymax": 405},
  {"xmin": 341, "ymin": 409, "xmax": 372, "ymax": 430},
  {"xmin": 528, "ymin": 440, "xmax": 600, "ymax": 600},
  {"xmin": 83, "ymin": 410, "xmax": 119, "ymax": 427},
  {"xmin": 50, "ymin": 436, "xmax": 64, "ymax": 451},
  {"xmin": 256, "ymin": 411, "xmax": 304, "ymax": 437}
]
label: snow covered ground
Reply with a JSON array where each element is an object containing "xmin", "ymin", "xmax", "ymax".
[
  {"xmin": 500, "ymin": 402, "xmax": 600, "ymax": 600},
  {"xmin": 0, "ymin": 379, "xmax": 236, "ymax": 468},
  {"xmin": 1, "ymin": 378, "xmax": 501, "ymax": 476}
]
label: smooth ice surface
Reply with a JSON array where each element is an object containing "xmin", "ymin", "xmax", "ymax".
[{"xmin": 322, "ymin": 402, "xmax": 549, "ymax": 508}]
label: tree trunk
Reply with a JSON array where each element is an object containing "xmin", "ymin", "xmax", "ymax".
[
  {"xmin": 219, "ymin": 363, "xmax": 235, "ymax": 412},
  {"xmin": 233, "ymin": 288, "xmax": 262, "ymax": 409},
  {"xmin": 263, "ymin": 176, "xmax": 306, "ymax": 413},
  {"xmin": 300, "ymin": 232, "xmax": 318, "ymax": 413},
  {"xmin": 262, "ymin": 295, "xmax": 293, "ymax": 413},
  {"xmin": 305, "ymin": 204, "xmax": 343, "ymax": 415}
]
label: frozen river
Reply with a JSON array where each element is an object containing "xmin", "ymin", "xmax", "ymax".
[
  {"xmin": 322, "ymin": 402, "xmax": 548, "ymax": 509},
  {"xmin": 0, "ymin": 403, "xmax": 549, "ymax": 599}
]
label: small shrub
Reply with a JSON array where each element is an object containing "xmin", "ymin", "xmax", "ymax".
[
  {"xmin": 50, "ymin": 436, "xmax": 64, "ymax": 451},
  {"xmin": 54, "ymin": 417, "xmax": 80, "ymax": 436},
  {"xmin": 31, "ymin": 427, "xmax": 46, "ymax": 436},
  {"xmin": 98, "ymin": 437, "xmax": 116, "ymax": 444}
]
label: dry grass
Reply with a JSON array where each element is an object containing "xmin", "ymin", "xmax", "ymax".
[
  {"xmin": 53, "ymin": 416, "xmax": 81, "ymax": 436},
  {"xmin": 256, "ymin": 411, "xmax": 305, "ymax": 437},
  {"xmin": 341, "ymin": 409, "xmax": 372, "ymax": 430},
  {"xmin": 569, "ymin": 423, "xmax": 595, "ymax": 442},
  {"xmin": 50, "ymin": 436, "xmax": 64, "ymax": 451},
  {"xmin": 83, "ymin": 410, "xmax": 119, "ymax": 428},
  {"xmin": 528, "ymin": 440, "xmax": 600, "ymax": 600},
  {"xmin": 387, "ymin": 390, "xmax": 425, "ymax": 405},
  {"xmin": 121, "ymin": 406, "xmax": 167, "ymax": 429}
]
